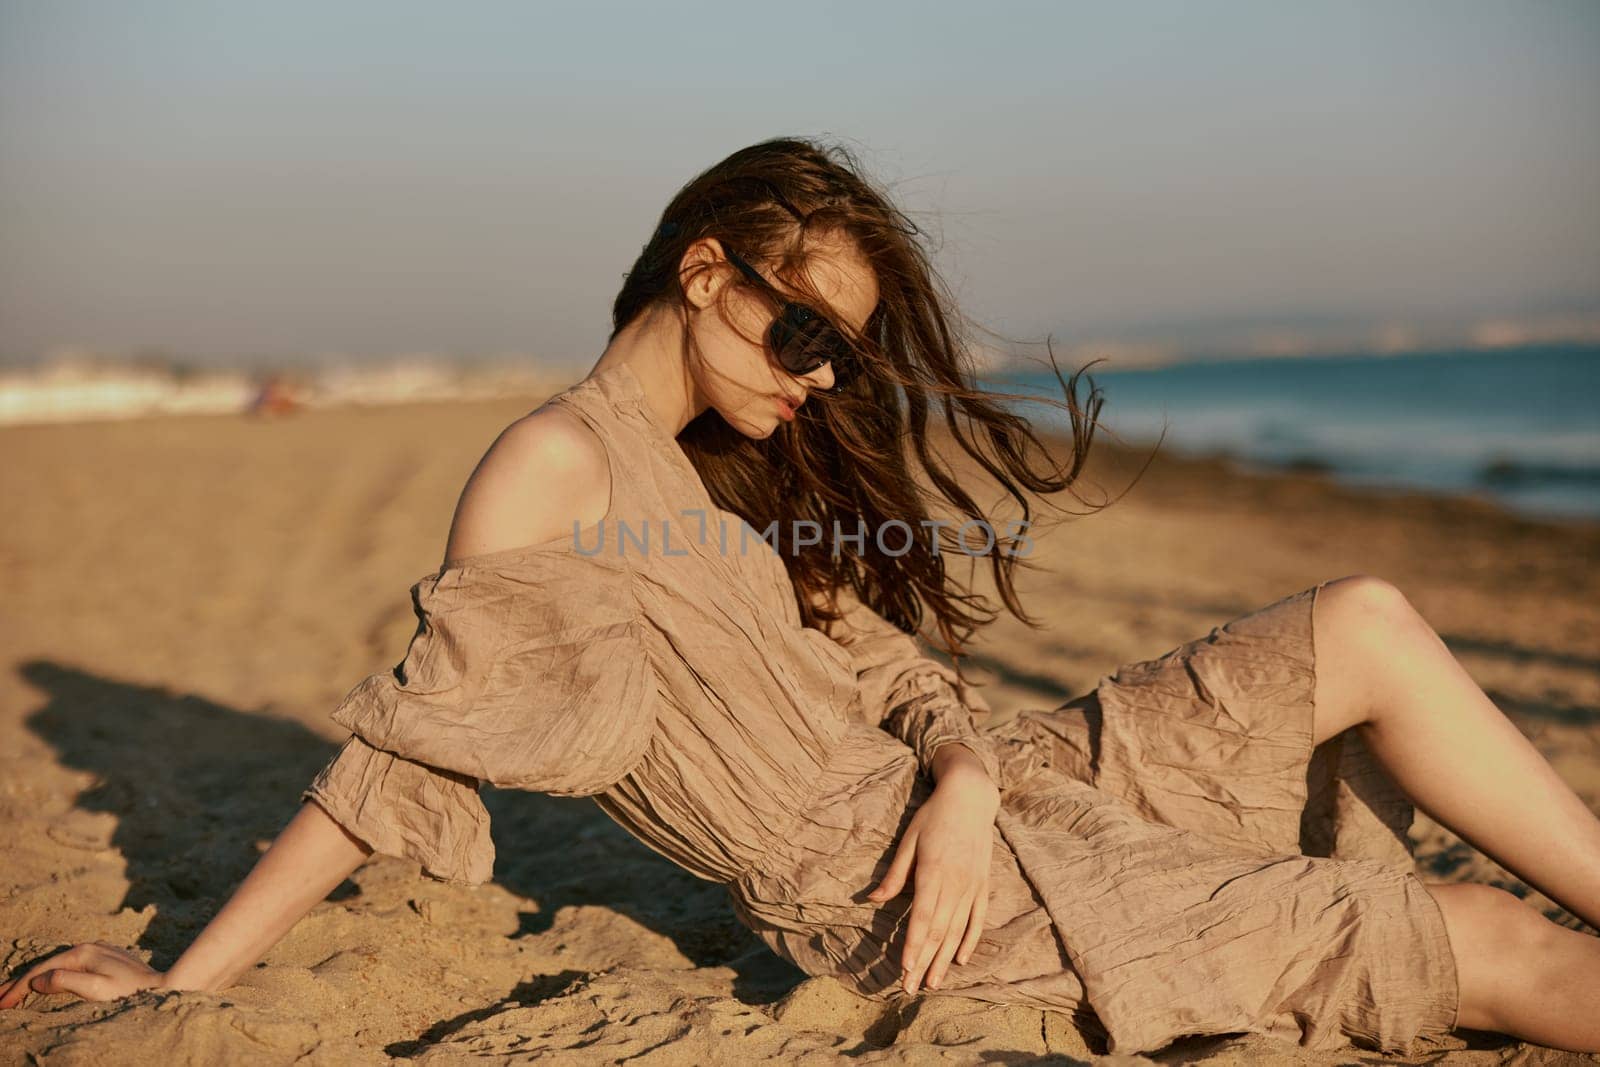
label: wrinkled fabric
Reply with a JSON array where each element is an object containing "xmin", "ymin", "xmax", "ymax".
[
  {"xmin": 304, "ymin": 734, "xmax": 494, "ymax": 886},
  {"xmin": 816, "ymin": 583, "xmax": 1005, "ymax": 787},
  {"xmin": 302, "ymin": 360, "xmax": 1459, "ymax": 1056},
  {"xmin": 326, "ymin": 552, "xmax": 654, "ymax": 796}
]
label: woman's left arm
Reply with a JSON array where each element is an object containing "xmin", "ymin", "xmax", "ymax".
[
  {"xmin": 866, "ymin": 738, "xmax": 1000, "ymax": 994},
  {"xmin": 816, "ymin": 584, "xmax": 1004, "ymax": 993}
]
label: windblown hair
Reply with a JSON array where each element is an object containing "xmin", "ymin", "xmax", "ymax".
[{"xmin": 609, "ymin": 136, "xmax": 1152, "ymax": 674}]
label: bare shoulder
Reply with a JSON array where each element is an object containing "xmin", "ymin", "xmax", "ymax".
[{"xmin": 441, "ymin": 404, "xmax": 611, "ymax": 567}]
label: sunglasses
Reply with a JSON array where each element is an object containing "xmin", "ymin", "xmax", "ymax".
[{"xmin": 721, "ymin": 244, "xmax": 864, "ymax": 395}]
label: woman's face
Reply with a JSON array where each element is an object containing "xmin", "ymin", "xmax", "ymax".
[{"xmin": 684, "ymin": 228, "xmax": 879, "ymax": 439}]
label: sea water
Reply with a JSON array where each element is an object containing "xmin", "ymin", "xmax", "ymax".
[{"xmin": 987, "ymin": 343, "xmax": 1600, "ymax": 524}]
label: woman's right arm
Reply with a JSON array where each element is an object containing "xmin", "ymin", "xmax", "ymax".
[
  {"xmin": 163, "ymin": 798, "xmax": 374, "ymax": 992},
  {"xmin": 0, "ymin": 800, "xmax": 372, "ymax": 1007},
  {"xmin": 2, "ymin": 408, "xmax": 605, "ymax": 1009}
]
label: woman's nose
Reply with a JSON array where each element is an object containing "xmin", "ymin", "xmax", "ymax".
[{"xmin": 801, "ymin": 361, "xmax": 836, "ymax": 393}]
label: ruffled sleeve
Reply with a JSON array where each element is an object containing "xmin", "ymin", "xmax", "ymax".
[
  {"xmin": 302, "ymin": 554, "xmax": 658, "ymax": 886},
  {"xmin": 817, "ymin": 584, "xmax": 1002, "ymax": 786},
  {"xmin": 301, "ymin": 736, "xmax": 494, "ymax": 886}
]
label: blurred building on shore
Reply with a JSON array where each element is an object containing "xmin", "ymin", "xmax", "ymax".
[{"xmin": 0, "ymin": 348, "xmax": 574, "ymax": 426}]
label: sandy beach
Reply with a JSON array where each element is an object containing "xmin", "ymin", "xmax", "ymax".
[{"xmin": 2, "ymin": 388, "xmax": 1596, "ymax": 1065}]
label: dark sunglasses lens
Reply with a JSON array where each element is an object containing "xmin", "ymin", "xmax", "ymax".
[
  {"xmin": 768, "ymin": 305, "xmax": 813, "ymax": 358},
  {"xmin": 770, "ymin": 306, "xmax": 856, "ymax": 387}
]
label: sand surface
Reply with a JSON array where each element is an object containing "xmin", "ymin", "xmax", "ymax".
[{"xmin": 2, "ymin": 390, "xmax": 1597, "ymax": 1064}]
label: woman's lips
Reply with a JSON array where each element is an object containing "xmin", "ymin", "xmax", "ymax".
[{"xmin": 774, "ymin": 394, "xmax": 798, "ymax": 421}]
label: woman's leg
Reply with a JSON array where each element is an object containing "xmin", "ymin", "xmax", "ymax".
[
  {"xmin": 1310, "ymin": 574, "xmax": 1600, "ymax": 930},
  {"xmin": 1428, "ymin": 882, "xmax": 1600, "ymax": 1049}
]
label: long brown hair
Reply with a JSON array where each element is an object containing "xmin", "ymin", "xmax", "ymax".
[{"xmin": 609, "ymin": 136, "xmax": 1151, "ymax": 672}]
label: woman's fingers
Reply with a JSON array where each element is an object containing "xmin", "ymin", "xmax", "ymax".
[
  {"xmin": 0, "ymin": 943, "xmax": 159, "ymax": 1009},
  {"xmin": 922, "ymin": 893, "xmax": 972, "ymax": 990},
  {"xmin": 867, "ymin": 827, "xmax": 919, "ymax": 902},
  {"xmin": 902, "ymin": 880, "xmax": 953, "ymax": 994},
  {"xmin": 0, "ymin": 945, "xmax": 95, "ymax": 1009},
  {"xmin": 27, "ymin": 968, "xmax": 117, "ymax": 1002},
  {"xmin": 899, "ymin": 870, "xmax": 938, "ymax": 988},
  {"xmin": 955, "ymin": 877, "xmax": 989, "ymax": 965},
  {"xmin": 904, "ymin": 859, "xmax": 973, "ymax": 994}
]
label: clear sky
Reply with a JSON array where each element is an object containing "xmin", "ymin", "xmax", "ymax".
[{"xmin": 2, "ymin": 0, "xmax": 1596, "ymax": 366}]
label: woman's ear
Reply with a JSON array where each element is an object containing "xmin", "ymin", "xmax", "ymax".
[{"xmin": 677, "ymin": 237, "xmax": 728, "ymax": 312}]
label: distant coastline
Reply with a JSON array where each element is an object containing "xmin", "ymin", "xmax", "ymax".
[
  {"xmin": 0, "ymin": 351, "xmax": 582, "ymax": 426},
  {"xmin": 7, "ymin": 342, "xmax": 1596, "ymax": 529}
]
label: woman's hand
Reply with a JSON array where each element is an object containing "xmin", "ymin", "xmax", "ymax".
[
  {"xmin": 0, "ymin": 942, "xmax": 165, "ymax": 1008},
  {"xmin": 867, "ymin": 743, "xmax": 1001, "ymax": 995}
]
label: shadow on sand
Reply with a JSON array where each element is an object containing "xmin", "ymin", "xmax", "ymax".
[{"xmin": 14, "ymin": 659, "xmax": 803, "ymax": 1009}]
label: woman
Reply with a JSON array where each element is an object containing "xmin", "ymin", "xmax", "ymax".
[{"xmin": 3, "ymin": 137, "xmax": 1598, "ymax": 1056}]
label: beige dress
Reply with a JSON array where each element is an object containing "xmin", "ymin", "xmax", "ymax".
[{"xmin": 302, "ymin": 360, "xmax": 1460, "ymax": 1057}]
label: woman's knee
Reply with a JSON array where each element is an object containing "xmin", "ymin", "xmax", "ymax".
[
  {"xmin": 1318, "ymin": 574, "xmax": 1420, "ymax": 636},
  {"xmin": 1318, "ymin": 575, "xmax": 1435, "ymax": 690},
  {"xmin": 1309, "ymin": 575, "xmax": 1426, "ymax": 738},
  {"xmin": 1426, "ymin": 882, "xmax": 1562, "ymax": 1033}
]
